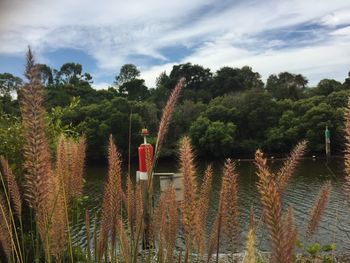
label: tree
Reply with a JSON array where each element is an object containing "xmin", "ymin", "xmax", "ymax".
[
  {"xmin": 344, "ymin": 71, "xmax": 350, "ymax": 88},
  {"xmin": 36, "ymin": 64, "xmax": 53, "ymax": 85},
  {"xmin": 119, "ymin": 79, "xmax": 150, "ymax": 101},
  {"xmin": 311, "ymin": 79, "xmax": 342, "ymax": 96},
  {"xmin": 211, "ymin": 66, "xmax": 264, "ymax": 97},
  {"xmin": 169, "ymin": 63, "xmax": 212, "ymax": 89},
  {"xmin": 115, "ymin": 64, "xmax": 140, "ymax": 86},
  {"xmin": 190, "ymin": 116, "xmax": 236, "ymax": 157},
  {"xmin": 0, "ymin": 73, "xmax": 23, "ymax": 96},
  {"xmin": 56, "ymin": 63, "xmax": 92, "ymax": 85},
  {"xmin": 266, "ymin": 72, "xmax": 308, "ymax": 100}
]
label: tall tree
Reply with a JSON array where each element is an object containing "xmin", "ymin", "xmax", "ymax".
[
  {"xmin": 36, "ymin": 64, "xmax": 53, "ymax": 85},
  {"xmin": 114, "ymin": 64, "xmax": 140, "ymax": 86},
  {"xmin": 211, "ymin": 66, "xmax": 263, "ymax": 97},
  {"xmin": 266, "ymin": 72, "xmax": 308, "ymax": 100},
  {"xmin": 169, "ymin": 63, "xmax": 213, "ymax": 102}
]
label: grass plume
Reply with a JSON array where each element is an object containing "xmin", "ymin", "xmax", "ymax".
[
  {"xmin": 306, "ymin": 181, "xmax": 331, "ymax": 238},
  {"xmin": 243, "ymin": 209, "xmax": 256, "ymax": 263},
  {"xmin": 276, "ymin": 140, "xmax": 307, "ymax": 192},
  {"xmin": 179, "ymin": 136, "xmax": 205, "ymax": 254},
  {"xmin": 0, "ymin": 156, "xmax": 22, "ymax": 219},
  {"xmin": 0, "ymin": 193, "xmax": 12, "ymax": 261},
  {"xmin": 98, "ymin": 135, "xmax": 122, "ymax": 258},
  {"xmin": 220, "ymin": 159, "xmax": 239, "ymax": 251},
  {"xmin": 255, "ymin": 149, "xmax": 292, "ymax": 263},
  {"xmin": 344, "ymin": 98, "xmax": 350, "ymax": 202},
  {"xmin": 154, "ymin": 77, "xmax": 185, "ymax": 162},
  {"xmin": 153, "ymin": 186, "xmax": 178, "ymax": 263}
]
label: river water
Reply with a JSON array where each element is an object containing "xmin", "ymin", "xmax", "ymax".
[{"xmin": 72, "ymin": 157, "xmax": 350, "ymax": 253}]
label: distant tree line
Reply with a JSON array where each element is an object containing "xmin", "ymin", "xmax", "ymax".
[{"xmin": 1, "ymin": 62, "xmax": 350, "ymax": 162}]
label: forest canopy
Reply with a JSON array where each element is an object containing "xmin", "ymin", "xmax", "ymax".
[{"xmin": 1, "ymin": 62, "xmax": 350, "ymax": 163}]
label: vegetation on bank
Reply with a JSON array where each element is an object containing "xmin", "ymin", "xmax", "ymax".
[
  {"xmin": 1, "ymin": 56, "xmax": 350, "ymax": 164},
  {"xmin": 1, "ymin": 49, "xmax": 350, "ymax": 262}
]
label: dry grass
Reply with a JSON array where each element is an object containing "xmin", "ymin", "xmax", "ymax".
[
  {"xmin": 2, "ymin": 48, "xmax": 349, "ymax": 263},
  {"xmin": 153, "ymin": 186, "xmax": 178, "ymax": 263},
  {"xmin": 276, "ymin": 140, "xmax": 307, "ymax": 192},
  {"xmin": 98, "ymin": 135, "xmax": 122, "ymax": 258},
  {"xmin": 179, "ymin": 136, "xmax": 205, "ymax": 254},
  {"xmin": 220, "ymin": 159, "xmax": 239, "ymax": 251},
  {"xmin": 255, "ymin": 149, "xmax": 296, "ymax": 263},
  {"xmin": 0, "ymin": 156, "xmax": 22, "ymax": 219},
  {"xmin": 55, "ymin": 135, "xmax": 86, "ymax": 202},
  {"xmin": 154, "ymin": 77, "xmax": 185, "ymax": 161},
  {"xmin": 198, "ymin": 165, "xmax": 213, "ymax": 224},
  {"xmin": 243, "ymin": 209, "xmax": 256, "ymax": 263},
  {"xmin": 0, "ymin": 193, "xmax": 12, "ymax": 261},
  {"xmin": 306, "ymin": 181, "xmax": 332, "ymax": 238},
  {"xmin": 344, "ymin": 98, "xmax": 350, "ymax": 202}
]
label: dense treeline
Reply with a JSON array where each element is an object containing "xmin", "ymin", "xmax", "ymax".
[{"xmin": 1, "ymin": 63, "xmax": 350, "ymax": 163}]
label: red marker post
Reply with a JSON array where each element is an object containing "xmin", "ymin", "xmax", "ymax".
[{"xmin": 137, "ymin": 128, "xmax": 154, "ymax": 248}]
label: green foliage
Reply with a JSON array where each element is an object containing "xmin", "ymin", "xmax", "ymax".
[
  {"xmin": 2, "ymin": 62, "xmax": 350, "ymax": 161},
  {"xmin": 114, "ymin": 64, "xmax": 140, "ymax": 86},
  {"xmin": 266, "ymin": 72, "xmax": 308, "ymax": 100},
  {"xmin": 296, "ymin": 241, "xmax": 336, "ymax": 263},
  {"xmin": 0, "ymin": 112, "xmax": 23, "ymax": 166},
  {"xmin": 46, "ymin": 96, "xmax": 81, "ymax": 150}
]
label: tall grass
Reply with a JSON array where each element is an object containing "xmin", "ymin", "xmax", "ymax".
[{"xmin": 1, "ymin": 49, "xmax": 349, "ymax": 263}]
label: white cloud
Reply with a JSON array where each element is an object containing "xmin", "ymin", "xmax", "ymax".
[{"xmin": 0, "ymin": 0, "xmax": 350, "ymax": 87}]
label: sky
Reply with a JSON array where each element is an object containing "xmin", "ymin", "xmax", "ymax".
[{"xmin": 0, "ymin": 0, "xmax": 349, "ymax": 89}]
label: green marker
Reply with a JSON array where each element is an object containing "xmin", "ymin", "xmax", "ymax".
[{"xmin": 325, "ymin": 126, "xmax": 330, "ymax": 157}]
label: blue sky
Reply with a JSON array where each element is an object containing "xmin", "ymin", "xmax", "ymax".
[{"xmin": 0, "ymin": 0, "xmax": 349, "ymax": 89}]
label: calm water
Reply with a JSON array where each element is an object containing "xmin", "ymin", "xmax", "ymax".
[{"xmin": 72, "ymin": 157, "xmax": 350, "ymax": 253}]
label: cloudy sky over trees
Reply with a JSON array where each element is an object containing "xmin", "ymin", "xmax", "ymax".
[{"xmin": 0, "ymin": 0, "xmax": 349, "ymax": 88}]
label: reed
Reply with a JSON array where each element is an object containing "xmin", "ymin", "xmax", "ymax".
[{"xmin": 306, "ymin": 181, "xmax": 331, "ymax": 238}]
